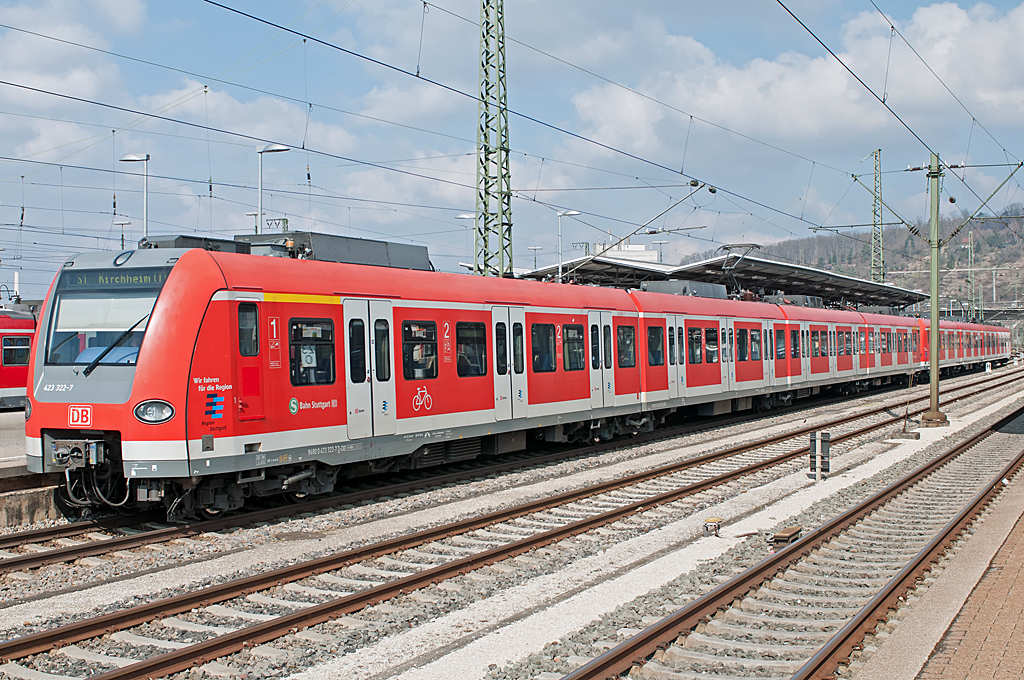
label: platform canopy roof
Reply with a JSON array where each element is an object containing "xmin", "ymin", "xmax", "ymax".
[{"xmin": 521, "ymin": 253, "xmax": 926, "ymax": 309}]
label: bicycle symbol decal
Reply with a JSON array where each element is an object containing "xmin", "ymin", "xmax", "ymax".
[{"xmin": 412, "ymin": 386, "xmax": 433, "ymax": 412}]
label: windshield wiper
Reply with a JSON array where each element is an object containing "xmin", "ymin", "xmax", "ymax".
[{"xmin": 82, "ymin": 314, "xmax": 150, "ymax": 377}]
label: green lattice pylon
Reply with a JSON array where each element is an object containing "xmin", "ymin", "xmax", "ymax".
[{"xmin": 474, "ymin": 0, "xmax": 512, "ymax": 276}]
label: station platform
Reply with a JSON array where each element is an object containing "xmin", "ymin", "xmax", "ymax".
[
  {"xmin": 854, "ymin": 464, "xmax": 1024, "ymax": 680},
  {"xmin": 0, "ymin": 409, "xmax": 30, "ymax": 485}
]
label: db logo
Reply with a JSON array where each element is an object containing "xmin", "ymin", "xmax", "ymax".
[{"xmin": 69, "ymin": 405, "xmax": 92, "ymax": 428}]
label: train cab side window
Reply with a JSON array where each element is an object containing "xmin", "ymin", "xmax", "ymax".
[
  {"xmin": 402, "ymin": 321, "xmax": 438, "ymax": 380},
  {"xmin": 532, "ymin": 323, "xmax": 556, "ymax": 373},
  {"xmin": 1, "ymin": 336, "xmax": 29, "ymax": 366},
  {"xmin": 290, "ymin": 319, "xmax": 335, "ymax": 386},
  {"xmin": 705, "ymin": 327, "xmax": 719, "ymax": 364},
  {"xmin": 647, "ymin": 325, "xmax": 665, "ymax": 367},
  {"xmin": 456, "ymin": 322, "xmax": 487, "ymax": 377},
  {"xmin": 238, "ymin": 302, "xmax": 259, "ymax": 357},
  {"xmin": 349, "ymin": 319, "xmax": 366, "ymax": 384},
  {"xmin": 496, "ymin": 323, "xmax": 508, "ymax": 376},
  {"xmin": 513, "ymin": 323, "xmax": 525, "ymax": 374},
  {"xmin": 668, "ymin": 327, "xmax": 675, "ymax": 365},
  {"xmin": 591, "ymin": 325, "xmax": 601, "ymax": 369},
  {"xmin": 750, "ymin": 329, "xmax": 762, "ymax": 361},
  {"xmin": 563, "ymin": 324, "xmax": 586, "ymax": 371},
  {"xmin": 688, "ymin": 328, "xmax": 702, "ymax": 365},
  {"xmin": 374, "ymin": 320, "xmax": 391, "ymax": 381},
  {"xmin": 736, "ymin": 328, "xmax": 748, "ymax": 361},
  {"xmin": 617, "ymin": 325, "xmax": 637, "ymax": 368},
  {"xmin": 603, "ymin": 325, "xmax": 613, "ymax": 369},
  {"xmin": 790, "ymin": 329, "xmax": 800, "ymax": 359}
]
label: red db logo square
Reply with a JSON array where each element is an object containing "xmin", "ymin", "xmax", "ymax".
[{"xmin": 69, "ymin": 405, "xmax": 92, "ymax": 428}]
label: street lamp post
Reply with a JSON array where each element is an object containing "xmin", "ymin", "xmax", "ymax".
[
  {"xmin": 527, "ymin": 246, "xmax": 542, "ymax": 270},
  {"xmin": 258, "ymin": 144, "xmax": 289, "ymax": 235},
  {"xmin": 119, "ymin": 153, "xmax": 149, "ymax": 237},
  {"xmin": 652, "ymin": 240, "xmax": 669, "ymax": 264},
  {"xmin": 113, "ymin": 220, "xmax": 131, "ymax": 250},
  {"xmin": 557, "ymin": 210, "xmax": 580, "ymax": 283}
]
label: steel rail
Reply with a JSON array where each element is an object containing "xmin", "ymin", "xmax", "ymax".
[
  {"xmin": 4, "ymin": 368, "xmax": 1018, "ymax": 576},
  {"xmin": 560, "ymin": 405, "xmax": 1024, "ymax": 680},
  {"xmin": 3, "ymin": 373, "xmax": 1015, "ymax": 669},
  {"xmin": 2, "ymin": 367, "xmax": 1017, "ymax": 571},
  {"xmin": 791, "ymin": 428, "xmax": 1024, "ymax": 678}
]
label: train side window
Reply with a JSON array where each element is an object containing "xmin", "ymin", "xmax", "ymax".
[
  {"xmin": 736, "ymin": 328, "xmax": 748, "ymax": 361},
  {"xmin": 830, "ymin": 331, "xmax": 836, "ymax": 356},
  {"xmin": 513, "ymin": 323, "xmax": 525, "ymax": 374},
  {"xmin": 617, "ymin": 325, "xmax": 637, "ymax": 368},
  {"xmin": 238, "ymin": 302, "xmax": 259, "ymax": 357},
  {"xmin": 496, "ymin": 323, "xmax": 508, "ymax": 375},
  {"xmin": 603, "ymin": 325, "xmax": 613, "ymax": 369},
  {"xmin": 290, "ymin": 319, "xmax": 335, "ymax": 386},
  {"xmin": 802, "ymin": 330, "xmax": 809, "ymax": 358},
  {"xmin": 402, "ymin": 321, "xmax": 438, "ymax": 380},
  {"xmin": 728, "ymin": 329, "xmax": 734, "ymax": 362},
  {"xmin": 775, "ymin": 329, "xmax": 786, "ymax": 360},
  {"xmin": 790, "ymin": 329, "xmax": 800, "ymax": 359},
  {"xmin": 811, "ymin": 330, "xmax": 820, "ymax": 357},
  {"xmin": 668, "ymin": 327, "xmax": 675, "ymax": 365},
  {"xmin": 705, "ymin": 327, "xmax": 719, "ymax": 364},
  {"xmin": 348, "ymin": 319, "xmax": 366, "ymax": 384},
  {"xmin": 837, "ymin": 331, "xmax": 846, "ymax": 356},
  {"xmin": 591, "ymin": 325, "xmax": 601, "ymax": 369},
  {"xmin": 647, "ymin": 325, "xmax": 665, "ymax": 367},
  {"xmin": 1, "ymin": 336, "xmax": 29, "ymax": 366},
  {"xmin": 456, "ymin": 322, "xmax": 487, "ymax": 377},
  {"xmin": 374, "ymin": 320, "xmax": 391, "ymax": 381},
  {"xmin": 532, "ymin": 323, "xmax": 556, "ymax": 373},
  {"xmin": 750, "ymin": 329, "xmax": 762, "ymax": 361},
  {"xmin": 563, "ymin": 324, "xmax": 586, "ymax": 371},
  {"xmin": 677, "ymin": 326, "xmax": 685, "ymax": 364},
  {"xmin": 688, "ymin": 328, "xmax": 702, "ymax": 364}
]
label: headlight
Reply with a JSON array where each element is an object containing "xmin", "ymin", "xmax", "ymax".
[
  {"xmin": 134, "ymin": 400, "xmax": 174, "ymax": 424},
  {"xmin": 24, "ymin": 398, "xmax": 31, "ymax": 421}
]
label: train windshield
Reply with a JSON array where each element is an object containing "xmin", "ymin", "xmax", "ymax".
[{"xmin": 45, "ymin": 266, "xmax": 172, "ymax": 366}]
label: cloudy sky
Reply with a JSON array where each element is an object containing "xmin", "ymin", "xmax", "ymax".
[{"xmin": 1, "ymin": 0, "xmax": 1023, "ymax": 297}]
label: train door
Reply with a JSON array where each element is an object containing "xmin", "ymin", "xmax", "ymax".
[
  {"xmin": 765, "ymin": 323, "xmax": 776, "ymax": 388},
  {"xmin": 722, "ymin": 318, "xmax": 734, "ymax": 394},
  {"xmin": 343, "ymin": 299, "xmax": 373, "ymax": 440},
  {"xmin": 236, "ymin": 300, "xmax": 265, "ymax": 421},
  {"xmin": 493, "ymin": 307, "xmax": 513, "ymax": 421},
  {"xmin": 510, "ymin": 307, "xmax": 528, "ymax": 418},
  {"xmin": 800, "ymin": 322, "xmax": 810, "ymax": 378},
  {"xmin": 598, "ymin": 311, "xmax": 616, "ymax": 405},
  {"xmin": 369, "ymin": 300, "xmax": 396, "ymax": 436}
]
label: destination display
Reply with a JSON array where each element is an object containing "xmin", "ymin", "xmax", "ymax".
[{"xmin": 57, "ymin": 266, "xmax": 172, "ymax": 292}]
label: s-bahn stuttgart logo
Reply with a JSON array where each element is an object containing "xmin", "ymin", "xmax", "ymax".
[
  {"xmin": 68, "ymin": 405, "xmax": 92, "ymax": 428},
  {"xmin": 289, "ymin": 397, "xmax": 299, "ymax": 415},
  {"xmin": 205, "ymin": 394, "xmax": 225, "ymax": 419}
]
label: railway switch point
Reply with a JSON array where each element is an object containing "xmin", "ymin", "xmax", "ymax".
[
  {"xmin": 770, "ymin": 526, "xmax": 803, "ymax": 548},
  {"xmin": 703, "ymin": 518, "xmax": 722, "ymax": 537}
]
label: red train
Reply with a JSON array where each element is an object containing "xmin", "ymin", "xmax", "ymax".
[
  {"xmin": 0, "ymin": 307, "xmax": 34, "ymax": 409},
  {"xmin": 25, "ymin": 245, "xmax": 1010, "ymax": 519}
]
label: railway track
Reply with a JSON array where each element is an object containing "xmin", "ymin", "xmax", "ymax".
[
  {"xmin": 2, "ymin": 366, "xmax": 1019, "ymax": 586},
  {"xmin": 0, "ymin": 370, "xmax": 1020, "ymax": 679},
  {"xmin": 562, "ymin": 404, "xmax": 1024, "ymax": 680}
]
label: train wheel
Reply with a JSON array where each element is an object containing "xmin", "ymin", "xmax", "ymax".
[
  {"xmin": 284, "ymin": 491, "xmax": 309, "ymax": 504},
  {"xmin": 197, "ymin": 507, "xmax": 223, "ymax": 520}
]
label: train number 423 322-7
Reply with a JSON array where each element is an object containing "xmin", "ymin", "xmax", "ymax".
[{"xmin": 42, "ymin": 383, "xmax": 74, "ymax": 392}]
